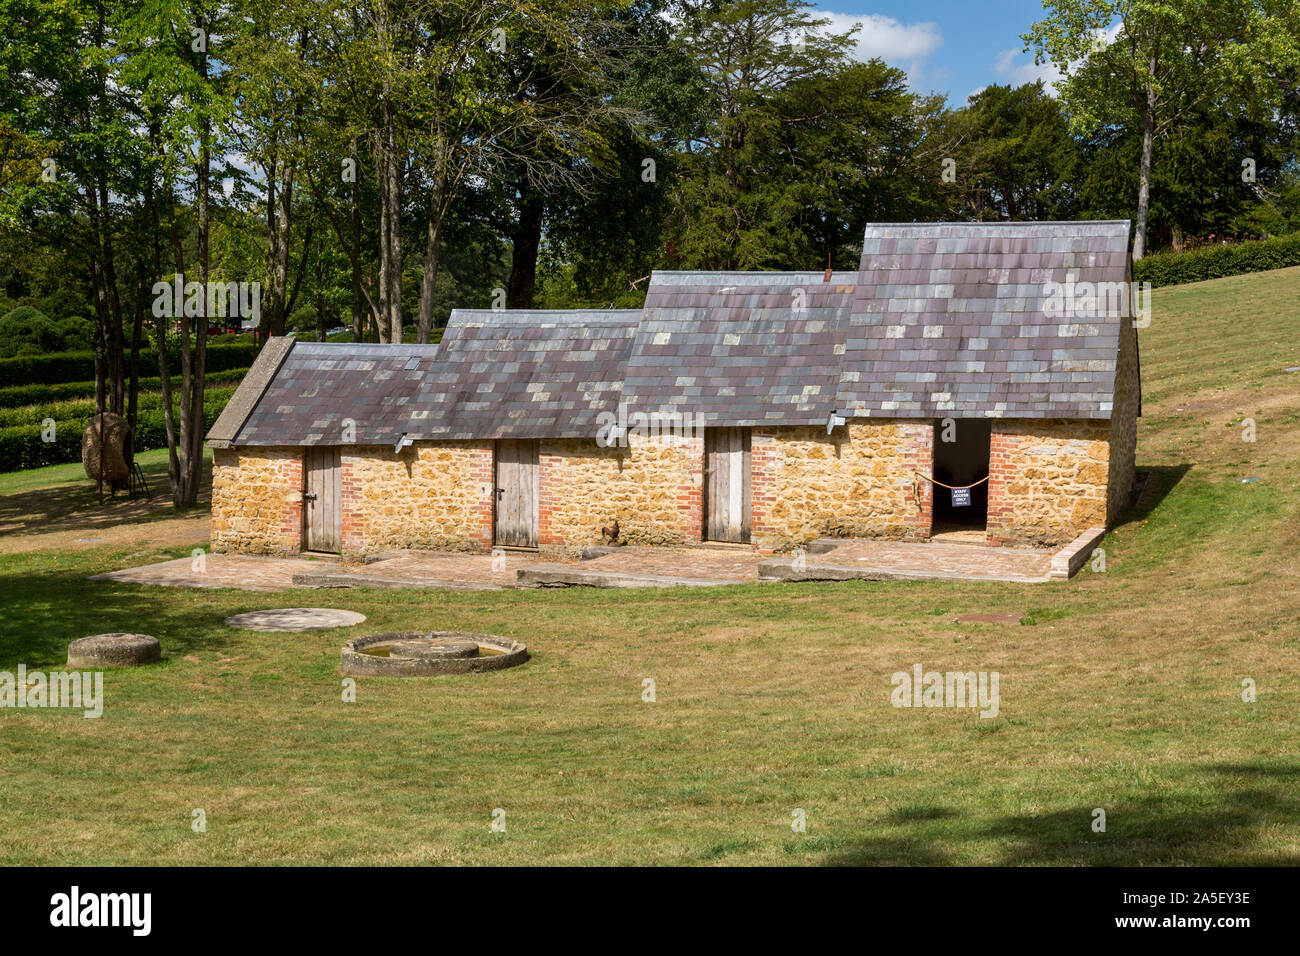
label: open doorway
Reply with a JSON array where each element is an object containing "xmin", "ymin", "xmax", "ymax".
[{"xmin": 931, "ymin": 419, "xmax": 991, "ymax": 534}]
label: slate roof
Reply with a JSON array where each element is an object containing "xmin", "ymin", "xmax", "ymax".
[
  {"xmin": 232, "ymin": 341, "xmax": 441, "ymax": 446},
  {"xmin": 839, "ymin": 221, "xmax": 1132, "ymax": 419},
  {"xmin": 207, "ymin": 335, "xmax": 294, "ymax": 448},
  {"xmin": 403, "ymin": 309, "xmax": 640, "ymax": 440},
  {"xmin": 210, "ymin": 221, "xmax": 1136, "ymax": 449},
  {"xmin": 621, "ymin": 271, "xmax": 857, "ymax": 427}
]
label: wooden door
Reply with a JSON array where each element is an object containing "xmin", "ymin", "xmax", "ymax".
[
  {"xmin": 303, "ymin": 446, "xmax": 342, "ymax": 553},
  {"xmin": 704, "ymin": 428, "xmax": 751, "ymax": 543},
  {"xmin": 494, "ymin": 439, "xmax": 539, "ymax": 548}
]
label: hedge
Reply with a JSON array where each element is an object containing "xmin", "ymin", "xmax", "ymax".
[
  {"xmin": 1133, "ymin": 232, "xmax": 1300, "ymax": 288},
  {"xmin": 0, "ymin": 367, "xmax": 248, "ymax": 410},
  {"xmin": 0, "ymin": 388, "xmax": 233, "ymax": 473},
  {"xmin": 0, "ymin": 339, "xmax": 260, "ymax": 388},
  {"xmin": 0, "ymin": 385, "xmax": 237, "ymax": 429}
]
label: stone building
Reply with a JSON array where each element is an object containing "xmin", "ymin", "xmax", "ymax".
[{"xmin": 208, "ymin": 220, "xmax": 1140, "ymax": 557}]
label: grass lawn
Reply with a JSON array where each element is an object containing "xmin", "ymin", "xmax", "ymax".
[{"xmin": 1, "ymin": 268, "xmax": 1298, "ymax": 865}]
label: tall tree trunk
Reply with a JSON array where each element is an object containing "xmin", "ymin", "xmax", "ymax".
[
  {"xmin": 375, "ymin": 128, "xmax": 391, "ymax": 344},
  {"xmin": 96, "ymin": 176, "xmax": 126, "ymax": 417},
  {"xmin": 417, "ymin": 161, "xmax": 449, "ymax": 343},
  {"xmin": 385, "ymin": 100, "xmax": 403, "ymax": 344},
  {"xmin": 272, "ymin": 161, "xmax": 294, "ymax": 335},
  {"xmin": 1133, "ymin": 72, "xmax": 1156, "ymax": 262},
  {"xmin": 263, "ymin": 149, "xmax": 278, "ymax": 338},
  {"xmin": 507, "ymin": 185, "xmax": 544, "ymax": 309},
  {"xmin": 153, "ymin": 125, "xmax": 181, "ymax": 494},
  {"xmin": 350, "ymin": 137, "xmax": 364, "ymax": 341},
  {"xmin": 177, "ymin": 18, "xmax": 211, "ymax": 509}
]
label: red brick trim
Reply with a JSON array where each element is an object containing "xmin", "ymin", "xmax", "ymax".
[{"xmin": 900, "ymin": 422, "xmax": 933, "ymax": 539}]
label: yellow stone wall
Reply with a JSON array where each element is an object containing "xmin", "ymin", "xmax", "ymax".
[
  {"xmin": 213, "ymin": 411, "xmax": 1128, "ymax": 555},
  {"xmin": 539, "ymin": 434, "xmax": 700, "ymax": 550},
  {"xmin": 987, "ymin": 420, "xmax": 1110, "ymax": 546},
  {"xmin": 750, "ymin": 422, "xmax": 931, "ymax": 549},
  {"xmin": 210, "ymin": 447, "xmax": 302, "ymax": 555},
  {"xmin": 342, "ymin": 443, "xmax": 494, "ymax": 554}
]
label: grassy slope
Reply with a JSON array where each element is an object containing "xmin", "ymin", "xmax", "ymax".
[{"xmin": 0, "ymin": 268, "xmax": 1298, "ymax": 865}]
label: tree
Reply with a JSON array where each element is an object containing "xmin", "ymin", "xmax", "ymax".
[
  {"xmin": 660, "ymin": 0, "xmax": 855, "ymax": 269},
  {"xmin": 1024, "ymin": 0, "xmax": 1300, "ymax": 259},
  {"xmin": 946, "ymin": 82, "xmax": 1080, "ymax": 221}
]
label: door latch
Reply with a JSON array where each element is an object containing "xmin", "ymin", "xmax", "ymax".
[
  {"xmin": 303, "ymin": 492, "xmax": 317, "ymax": 501},
  {"xmin": 494, "ymin": 487, "xmax": 505, "ymax": 500}
]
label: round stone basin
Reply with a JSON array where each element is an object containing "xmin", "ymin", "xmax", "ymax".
[
  {"xmin": 386, "ymin": 638, "xmax": 480, "ymax": 660},
  {"xmin": 342, "ymin": 631, "xmax": 527, "ymax": 677}
]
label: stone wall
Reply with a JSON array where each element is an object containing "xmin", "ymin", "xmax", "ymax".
[
  {"xmin": 210, "ymin": 447, "xmax": 302, "ymax": 555},
  {"xmin": 538, "ymin": 434, "xmax": 701, "ymax": 551},
  {"xmin": 342, "ymin": 443, "xmax": 493, "ymax": 555},
  {"xmin": 750, "ymin": 421, "xmax": 932, "ymax": 550},
  {"xmin": 986, "ymin": 420, "xmax": 1110, "ymax": 546},
  {"xmin": 212, "ymin": 412, "xmax": 1126, "ymax": 555},
  {"xmin": 1106, "ymin": 314, "xmax": 1140, "ymax": 522}
]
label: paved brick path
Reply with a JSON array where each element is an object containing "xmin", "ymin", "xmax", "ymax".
[{"xmin": 93, "ymin": 537, "xmax": 1059, "ymax": 592}]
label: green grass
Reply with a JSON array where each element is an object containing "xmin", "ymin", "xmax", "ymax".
[{"xmin": 0, "ymin": 269, "xmax": 1298, "ymax": 865}]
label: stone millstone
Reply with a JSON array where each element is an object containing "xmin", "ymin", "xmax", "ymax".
[
  {"xmin": 67, "ymin": 633, "xmax": 161, "ymax": 668},
  {"xmin": 386, "ymin": 638, "xmax": 479, "ymax": 660}
]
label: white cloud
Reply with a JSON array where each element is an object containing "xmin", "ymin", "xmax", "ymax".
[
  {"xmin": 991, "ymin": 21, "xmax": 1122, "ymax": 96},
  {"xmin": 816, "ymin": 11, "xmax": 943, "ymax": 84},
  {"xmin": 992, "ymin": 49, "xmax": 1062, "ymax": 90}
]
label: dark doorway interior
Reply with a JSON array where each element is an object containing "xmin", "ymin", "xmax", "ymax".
[{"xmin": 931, "ymin": 419, "xmax": 992, "ymax": 531}]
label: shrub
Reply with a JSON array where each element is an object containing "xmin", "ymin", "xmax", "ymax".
[
  {"xmin": 0, "ymin": 367, "xmax": 248, "ymax": 409},
  {"xmin": 0, "ymin": 385, "xmax": 237, "ymax": 429},
  {"xmin": 0, "ymin": 388, "xmax": 233, "ymax": 473},
  {"xmin": 0, "ymin": 306, "xmax": 94, "ymax": 358},
  {"xmin": 1134, "ymin": 232, "xmax": 1300, "ymax": 288},
  {"xmin": 0, "ymin": 339, "xmax": 260, "ymax": 388}
]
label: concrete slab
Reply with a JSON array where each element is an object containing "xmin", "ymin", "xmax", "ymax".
[
  {"xmin": 1049, "ymin": 527, "xmax": 1106, "ymax": 579},
  {"xmin": 761, "ymin": 538, "xmax": 1056, "ymax": 584},
  {"xmin": 224, "ymin": 608, "xmax": 366, "ymax": 631},
  {"xmin": 292, "ymin": 571, "xmax": 502, "ymax": 591},
  {"xmin": 518, "ymin": 563, "xmax": 739, "ymax": 589}
]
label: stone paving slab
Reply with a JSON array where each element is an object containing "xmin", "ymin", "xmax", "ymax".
[
  {"xmin": 518, "ymin": 563, "xmax": 741, "ymax": 589},
  {"xmin": 91, "ymin": 553, "xmax": 321, "ymax": 591},
  {"xmin": 761, "ymin": 539, "xmax": 1055, "ymax": 584},
  {"xmin": 224, "ymin": 608, "xmax": 366, "ymax": 631},
  {"xmin": 329, "ymin": 551, "xmax": 528, "ymax": 589},
  {"xmin": 579, "ymin": 547, "xmax": 761, "ymax": 581},
  {"xmin": 293, "ymin": 571, "xmax": 502, "ymax": 591}
]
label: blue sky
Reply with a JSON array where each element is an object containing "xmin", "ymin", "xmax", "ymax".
[{"xmin": 811, "ymin": 1, "xmax": 1061, "ymax": 105}]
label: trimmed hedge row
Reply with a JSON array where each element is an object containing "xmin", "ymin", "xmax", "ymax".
[
  {"xmin": 1134, "ymin": 232, "xmax": 1300, "ymax": 288},
  {"xmin": 0, "ymin": 340, "xmax": 260, "ymax": 388},
  {"xmin": 0, "ymin": 385, "xmax": 237, "ymax": 429},
  {"xmin": 0, "ymin": 388, "xmax": 233, "ymax": 473},
  {"xmin": 0, "ymin": 367, "xmax": 248, "ymax": 412}
]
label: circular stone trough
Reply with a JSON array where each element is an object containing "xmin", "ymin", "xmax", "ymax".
[
  {"xmin": 224, "ymin": 608, "xmax": 366, "ymax": 632},
  {"xmin": 341, "ymin": 631, "xmax": 528, "ymax": 677},
  {"xmin": 68, "ymin": 633, "xmax": 161, "ymax": 668}
]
